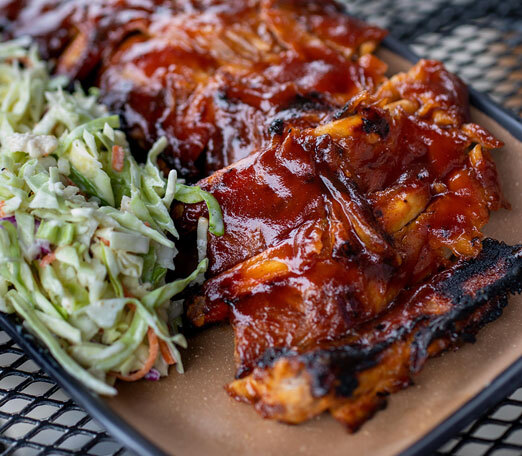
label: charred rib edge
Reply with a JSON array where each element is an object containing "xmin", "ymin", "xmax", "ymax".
[{"xmin": 250, "ymin": 238, "xmax": 522, "ymax": 399}]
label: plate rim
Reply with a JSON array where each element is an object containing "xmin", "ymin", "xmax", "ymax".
[
  {"xmin": 383, "ymin": 34, "xmax": 522, "ymax": 456},
  {"xmin": 0, "ymin": 35, "xmax": 521, "ymax": 456}
]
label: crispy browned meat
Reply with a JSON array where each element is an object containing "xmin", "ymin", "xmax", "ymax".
[
  {"xmin": 1, "ymin": 0, "xmax": 387, "ymax": 179},
  {"xmin": 3, "ymin": 0, "xmax": 519, "ymax": 431},
  {"xmin": 178, "ymin": 60, "xmax": 516, "ymax": 427},
  {"xmin": 182, "ymin": 59, "xmax": 504, "ymax": 318},
  {"xmin": 228, "ymin": 239, "xmax": 522, "ymax": 429}
]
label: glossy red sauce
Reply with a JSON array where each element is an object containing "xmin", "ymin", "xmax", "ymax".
[
  {"xmin": 1, "ymin": 0, "xmax": 388, "ymax": 179},
  {"xmin": 1, "ymin": 1, "xmax": 506, "ymax": 379},
  {"xmin": 180, "ymin": 60, "xmax": 504, "ymax": 374}
]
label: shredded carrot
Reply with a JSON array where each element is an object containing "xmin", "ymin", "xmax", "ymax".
[
  {"xmin": 112, "ymin": 145, "xmax": 124, "ymax": 172},
  {"xmin": 159, "ymin": 339, "xmax": 176, "ymax": 365},
  {"xmin": 39, "ymin": 252, "xmax": 56, "ymax": 267},
  {"xmin": 0, "ymin": 201, "xmax": 5, "ymax": 218},
  {"xmin": 113, "ymin": 328, "xmax": 159, "ymax": 382},
  {"xmin": 144, "ymin": 221, "xmax": 151, "ymax": 227},
  {"xmin": 121, "ymin": 287, "xmax": 137, "ymax": 311},
  {"xmin": 122, "ymin": 285, "xmax": 134, "ymax": 299},
  {"xmin": 5, "ymin": 56, "xmax": 31, "ymax": 67},
  {"xmin": 99, "ymin": 237, "xmax": 110, "ymax": 246},
  {"xmin": 64, "ymin": 177, "xmax": 88, "ymax": 198}
]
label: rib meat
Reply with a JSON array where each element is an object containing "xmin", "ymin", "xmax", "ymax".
[
  {"xmin": 228, "ymin": 239, "xmax": 522, "ymax": 429},
  {"xmin": 3, "ymin": 0, "xmax": 520, "ymax": 431},
  {"xmin": 177, "ymin": 60, "xmax": 518, "ymax": 427},
  {"xmin": 1, "ymin": 0, "xmax": 388, "ymax": 179}
]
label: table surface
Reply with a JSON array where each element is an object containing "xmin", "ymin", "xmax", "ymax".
[{"xmin": 0, "ymin": 1, "xmax": 521, "ymax": 455}]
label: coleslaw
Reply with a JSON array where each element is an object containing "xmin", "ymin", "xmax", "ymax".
[{"xmin": 0, "ymin": 38, "xmax": 223, "ymax": 395}]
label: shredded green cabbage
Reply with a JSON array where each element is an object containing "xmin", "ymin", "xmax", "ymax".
[{"xmin": 0, "ymin": 39, "xmax": 223, "ymax": 395}]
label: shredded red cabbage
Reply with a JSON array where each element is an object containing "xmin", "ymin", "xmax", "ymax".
[{"xmin": 144, "ymin": 368, "xmax": 161, "ymax": 381}]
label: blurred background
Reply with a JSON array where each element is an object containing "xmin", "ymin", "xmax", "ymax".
[{"xmin": 346, "ymin": 0, "xmax": 522, "ymax": 118}]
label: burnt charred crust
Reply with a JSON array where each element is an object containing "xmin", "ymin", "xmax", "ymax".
[
  {"xmin": 335, "ymin": 241, "xmax": 356, "ymax": 258},
  {"xmin": 361, "ymin": 115, "xmax": 390, "ymax": 138},
  {"xmin": 284, "ymin": 92, "xmax": 329, "ymax": 113},
  {"xmin": 437, "ymin": 238, "xmax": 522, "ymax": 303},
  {"xmin": 303, "ymin": 346, "xmax": 380, "ymax": 397},
  {"xmin": 410, "ymin": 239, "xmax": 521, "ymax": 371},
  {"xmin": 409, "ymin": 296, "xmax": 507, "ymax": 373},
  {"xmin": 253, "ymin": 239, "xmax": 522, "ymax": 399},
  {"xmin": 269, "ymin": 118, "xmax": 285, "ymax": 136},
  {"xmin": 234, "ymin": 364, "xmax": 252, "ymax": 380},
  {"xmin": 239, "ymin": 346, "xmax": 298, "ymax": 380},
  {"xmin": 454, "ymin": 294, "xmax": 508, "ymax": 346},
  {"xmin": 358, "ymin": 106, "xmax": 390, "ymax": 138},
  {"xmin": 333, "ymin": 103, "xmax": 354, "ymax": 120},
  {"xmin": 256, "ymin": 347, "xmax": 298, "ymax": 371}
]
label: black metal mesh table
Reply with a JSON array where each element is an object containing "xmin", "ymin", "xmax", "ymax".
[{"xmin": 1, "ymin": 1, "xmax": 521, "ymax": 455}]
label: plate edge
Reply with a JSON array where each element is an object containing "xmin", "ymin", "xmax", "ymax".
[
  {"xmin": 384, "ymin": 33, "xmax": 522, "ymax": 456},
  {"xmin": 0, "ymin": 313, "xmax": 167, "ymax": 456}
]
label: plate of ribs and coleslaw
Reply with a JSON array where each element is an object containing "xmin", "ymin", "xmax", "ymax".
[{"xmin": 0, "ymin": 1, "xmax": 521, "ymax": 455}]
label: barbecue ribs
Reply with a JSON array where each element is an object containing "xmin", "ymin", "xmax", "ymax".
[
  {"xmin": 178, "ymin": 59, "xmax": 520, "ymax": 428},
  {"xmin": 3, "ymin": 0, "xmax": 520, "ymax": 431},
  {"xmin": 1, "ymin": 0, "xmax": 387, "ymax": 179}
]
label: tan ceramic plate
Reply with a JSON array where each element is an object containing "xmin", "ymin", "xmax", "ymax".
[
  {"xmin": 102, "ymin": 48, "xmax": 522, "ymax": 456},
  {"xmin": 1, "ymin": 45, "xmax": 520, "ymax": 456}
]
